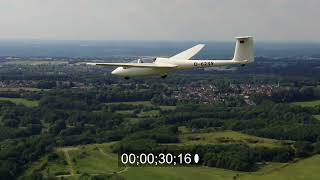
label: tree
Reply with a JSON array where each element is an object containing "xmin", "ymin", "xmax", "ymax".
[
  {"xmin": 23, "ymin": 172, "xmax": 44, "ymax": 180},
  {"xmin": 2, "ymin": 118, "xmax": 19, "ymax": 128},
  {"xmin": 28, "ymin": 124, "xmax": 42, "ymax": 135},
  {"xmin": 294, "ymin": 141, "xmax": 314, "ymax": 157},
  {"xmin": 314, "ymin": 141, "xmax": 320, "ymax": 154},
  {"xmin": 50, "ymin": 120, "xmax": 66, "ymax": 134},
  {"xmin": 0, "ymin": 167, "xmax": 14, "ymax": 180}
]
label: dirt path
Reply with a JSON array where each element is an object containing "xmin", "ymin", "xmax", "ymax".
[
  {"xmin": 117, "ymin": 167, "xmax": 129, "ymax": 174},
  {"xmin": 98, "ymin": 148, "xmax": 130, "ymax": 174},
  {"xmin": 62, "ymin": 149, "xmax": 76, "ymax": 176},
  {"xmin": 98, "ymin": 148, "xmax": 117, "ymax": 160},
  {"xmin": 56, "ymin": 146, "xmax": 129, "ymax": 178}
]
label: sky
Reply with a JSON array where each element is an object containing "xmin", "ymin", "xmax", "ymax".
[{"xmin": 0, "ymin": 0, "xmax": 319, "ymax": 41}]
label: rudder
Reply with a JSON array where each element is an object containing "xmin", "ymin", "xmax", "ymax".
[{"xmin": 232, "ymin": 36, "xmax": 254, "ymax": 63}]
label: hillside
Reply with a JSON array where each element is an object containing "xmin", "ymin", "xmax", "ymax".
[{"xmin": 23, "ymin": 143, "xmax": 320, "ymax": 180}]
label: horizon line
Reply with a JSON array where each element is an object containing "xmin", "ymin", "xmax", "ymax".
[{"xmin": 0, "ymin": 38, "xmax": 320, "ymax": 44}]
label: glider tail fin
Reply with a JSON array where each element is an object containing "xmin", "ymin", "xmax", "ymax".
[{"xmin": 232, "ymin": 36, "xmax": 254, "ymax": 63}]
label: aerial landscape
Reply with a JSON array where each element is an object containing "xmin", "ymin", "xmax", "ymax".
[
  {"xmin": 1, "ymin": 0, "xmax": 320, "ymax": 180},
  {"xmin": 1, "ymin": 40, "xmax": 320, "ymax": 180}
]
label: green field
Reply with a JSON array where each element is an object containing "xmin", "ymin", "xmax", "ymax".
[
  {"xmin": 24, "ymin": 142, "xmax": 320, "ymax": 180},
  {"xmin": 115, "ymin": 110, "xmax": 160, "ymax": 117},
  {"xmin": 107, "ymin": 101, "xmax": 153, "ymax": 107},
  {"xmin": 313, "ymin": 115, "xmax": 320, "ymax": 120},
  {"xmin": 159, "ymin": 105, "xmax": 176, "ymax": 110},
  {"xmin": 0, "ymin": 97, "xmax": 39, "ymax": 107},
  {"xmin": 116, "ymin": 110, "xmax": 135, "ymax": 115},
  {"xmin": 108, "ymin": 101, "xmax": 176, "ymax": 111},
  {"xmin": 66, "ymin": 145, "xmax": 121, "ymax": 175},
  {"xmin": 0, "ymin": 87, "xmax": 41, "ymax": 92},
  {"xmin": 110, "ymin": 101, "xmax": 176, "ymax": 119},
  {"xmin": 23, "ymin": 143, "xmax": 122, "ymax": 179},
  {"xmin": 291, "ymin": 100, "xmax": 320, "ymax": 107},
  {"xmin": 180, "ymin": 130, "xmax": 283, "ymax": 148},
  {"xmin": 137, "ymin": 110, "xmax": 160, "ymax": 117},
  {"xmin": 242, "ymin": 155, "xmax": 320, "ymax": 180}
]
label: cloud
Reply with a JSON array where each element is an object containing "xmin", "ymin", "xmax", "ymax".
[{"xmin": 0, "ymin": 0, "xmax": 318, "ymax": 41}]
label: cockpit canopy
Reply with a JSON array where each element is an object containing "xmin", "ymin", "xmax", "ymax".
[{"xmin": 129, "ymin": 57, "xmax": 157, "ymax": 63}]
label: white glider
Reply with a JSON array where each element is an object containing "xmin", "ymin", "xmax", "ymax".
[{"xmin": 87, "ymin": 36, "xmax": 254, "ymax": 79}]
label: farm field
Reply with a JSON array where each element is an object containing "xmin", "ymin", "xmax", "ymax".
[
  {"xmin": 0, "ymin": 87, "xmax": 41, "ymax": 91},
  {"xmin": 291, "ymin": 100, "xmax": 320, "ymax": 107},
  {"xmin": 179, "ymin": 130, "xmax": 284, "ymax": 148},
  {"xmin": 313, "ymin": 115, "xmax": 320, "ymax": 120},
  {"xmin": 106, "ymin": 101, "xmax": 153, "ymax": 106},
  {"xmin": 23, "ymin": 143, "xmax": 320, "ymax": 180},
  {"xmin": 242, "ymin": 155, "xmax": 320, "ymax": 180},
  {"xmin": 0, "ymin": 97, "xmax": 39, "ymax": 107},
  {"xmin": 107, "ymin": 101, "xmax": 176, "ymax": 110}
]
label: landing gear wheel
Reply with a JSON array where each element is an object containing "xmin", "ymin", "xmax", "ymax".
[
  {"xmin": 161, "ymin": 75, "xmax": 167, "ymax": 79},
  {"xmin": 124, "ymin": 77, "xmax": 130, "ymax": 80},
  {"xmin": 241, "ymin": 64, "xmax": 245, "ymax": 67}
]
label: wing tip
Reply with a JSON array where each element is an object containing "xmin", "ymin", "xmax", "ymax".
[
  {"xmin": 170, "ymin": 43, "xmax": 205, "ymax": 60},
  {"xmin": 86, "ymin": 63, "xmax": 97, "ymax": 65}
]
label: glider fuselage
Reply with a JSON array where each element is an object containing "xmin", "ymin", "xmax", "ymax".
[{"xmin": 111, "ymin": 58, "xmax": 249, "ymax": 77}]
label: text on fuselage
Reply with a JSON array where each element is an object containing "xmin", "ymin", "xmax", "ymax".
[{"xmin": 194, "ymin": 61, "xmax": 214, "ymax": 67}]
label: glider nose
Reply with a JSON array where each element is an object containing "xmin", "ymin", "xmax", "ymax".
[{"xmin": 111, "ymin": 67, "xmax": 122, "ymax": 75}]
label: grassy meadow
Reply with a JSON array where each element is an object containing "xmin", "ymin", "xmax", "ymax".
[
  {"xmin": 23, "ymin": 142, "xmax": 320, "ymax": 180},
  {"xmin": 179, "ymin": 130, "xmax": 284, "ymax": 148},
  {"xmin": 291, "ymin": 100, "xmax": 320, "ymax": 107},
  {"xmin": 0, "ymin": 97, "xmax": 39, "ymax": 107}
]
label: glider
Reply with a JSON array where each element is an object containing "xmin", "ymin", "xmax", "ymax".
[{"xmin": 87, "ymin": 36, "xmax": 254, "ymax": 79}]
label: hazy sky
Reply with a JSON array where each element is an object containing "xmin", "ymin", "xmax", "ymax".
[{"xmin": 0, "ymin": 0, "xmax": 319, "ymax": 41}]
